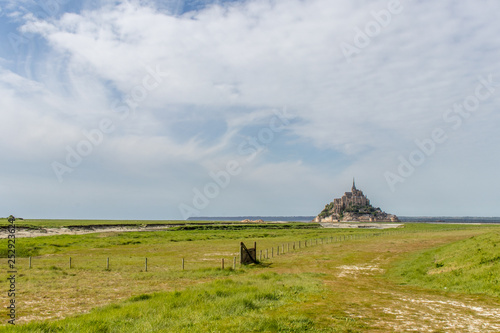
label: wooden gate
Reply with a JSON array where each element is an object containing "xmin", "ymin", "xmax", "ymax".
[{"xmin": 240, "ymin": 242, "xmax": 257, "ymax": 264}]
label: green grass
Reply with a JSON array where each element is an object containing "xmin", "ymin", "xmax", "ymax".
[
  {"xmin": 0, "ymin": 225, "xmax": 373, "ymax": 258},
  {"xmin": 0, "ymin": 218, "xmax": 317, "ymax": 229},
  {"xmin": 388, "ymin": 230, "xmax": 500, "ymax": 297},
  {"xmin": 1, "ymin": 272, "xmax": 332, "ymax": 333},
  {"xmin": 0, "ymin": 225, "xmax": 388, "ymax": 330},
  {"xmin": 2, "ymin": 222, "xmax": 500, "ymax": 331}
]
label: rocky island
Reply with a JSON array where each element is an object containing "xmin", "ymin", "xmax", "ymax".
[{"xmin": 313, "ymin": 179, "xmax": 399, "ymax": 223}]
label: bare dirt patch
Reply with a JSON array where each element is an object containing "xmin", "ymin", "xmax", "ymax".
[
  {"xmin": 374, "ymin": 292, "xmax": 500, "ymax": 332},
  {"xmin": 336, "ymin": 264, "xmax": 384, "ymax": 278}
]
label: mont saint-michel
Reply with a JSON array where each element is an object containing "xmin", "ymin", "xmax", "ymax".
[{"xmin": 314, "ymin": 179, "xmax": 399, "ymax": 223}]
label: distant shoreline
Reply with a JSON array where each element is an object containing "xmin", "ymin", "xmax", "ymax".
[{"xmin": 188, "ymin": 216, "xmax": 500, "ymax": 223}]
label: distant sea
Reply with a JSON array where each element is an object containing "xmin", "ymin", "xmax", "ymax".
[{"xmin": 188, "ymin": 216, "xmax": 500, "ymax": 223}]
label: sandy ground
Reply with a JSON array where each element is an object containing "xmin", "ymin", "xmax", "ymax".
[
  {"xmin": 376, "ymin": 293, "xmax": 500, "ymax": 332},
  {"xmin": 0, "ymin": 225, "xmax": 174, "ymax": 239},
  {"xmin": 336, "ymin": 263, "xmax": 500, "ymax": 332}
]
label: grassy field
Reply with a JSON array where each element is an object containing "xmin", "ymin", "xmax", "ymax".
[
  {"xmin": 0, "ymin": 218, "xmax": 315, "ymax": 228},
  {"xmin": 1, "ymin": 222, "xmax": 500, "ymax": 332},
  {"xmin": 3, "ymin": 272, "xmax": 326, "ymax": 332}
]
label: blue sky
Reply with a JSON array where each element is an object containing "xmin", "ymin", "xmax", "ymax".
[{"xmin": 1, "ymin": 0, "xmax": 499, "ymax": 219}]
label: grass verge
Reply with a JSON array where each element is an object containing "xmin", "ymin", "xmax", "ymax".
[{"xmin": 387, "ymin": 230, "xmax": 500, "ymax": 297}]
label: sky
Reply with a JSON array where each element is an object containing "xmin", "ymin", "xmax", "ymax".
[{"xmin": 1, "ymin": 0, "xmax": 499, "ymax": 220}]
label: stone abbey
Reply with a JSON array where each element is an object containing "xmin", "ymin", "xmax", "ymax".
[
  {"xmin": 331, "ymin": 179, "xmax": 370, "ymax": 214},
  {"xmin": 314, "ymin": 179, "xmax": 399, "ymax": 222}
]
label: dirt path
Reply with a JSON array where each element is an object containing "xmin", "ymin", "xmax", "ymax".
[
  {"xmin": 373, "ymin": 290, "xmax": 500, "ymax": 332},
  {"xmin": 334, "ymin": 263, "xmax": 500, "ymax": 332},
  {"xmin": 273, "ymin": 230, "xmax": 500, "ymax": 332},
  {"xmin": 340, "ymin": 242, "xmax": 499, "ymax": 331}
]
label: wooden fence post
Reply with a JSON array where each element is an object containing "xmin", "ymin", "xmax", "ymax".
[
  {"xmin": 221, "ymin": 258, "xmax": 224, "ymax": 269},
  {"xmin": 106, "ymin": 257, "xmax": 109, "ymax": 270},
  {"xmin": 145, "ymin": 258, "xmax": 148, "ymax": 272},
  {"xmin": 240, "ymin": 243, "xmax": 243, "ymax": 266},
  {"xmin": 233, "ymin": 256, "xmax": 236, "ymax": 269},
  {"xmin": 69, "ymin": 257, "xmax": 72, "ymax": 269},
  {"xmin": 182, "ymin": 258, "xmax": 185, "ymax": 270},
  {"xmin": 29, "ymin": 256, "xmax": 32, "ymax": 269}
]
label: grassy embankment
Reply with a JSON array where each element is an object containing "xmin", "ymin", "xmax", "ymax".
[
  {"xmin": 388, "ymin": 230, "xmax": 500, "ymax": 297},
  {"xmin": 0, "ymin": 222, "xmax": 499, "ymax": 332}
]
